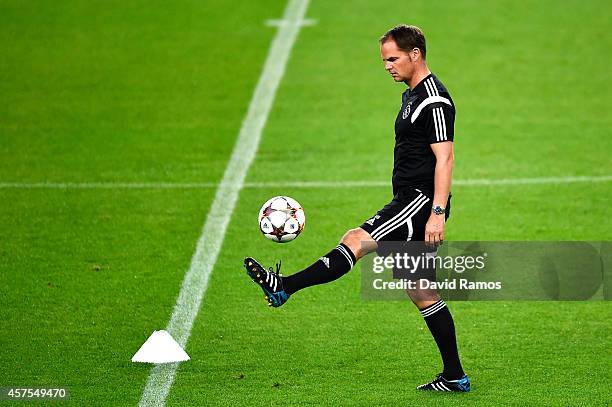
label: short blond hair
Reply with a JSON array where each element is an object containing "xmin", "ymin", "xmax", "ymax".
[{"xmin": 380, "ymin": 25, "xmax": 427, "ymax": 59}]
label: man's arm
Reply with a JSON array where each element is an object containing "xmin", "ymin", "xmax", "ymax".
[{"xmin": 426, "ymin": 141, "xmax": 454, "ymax": 245}]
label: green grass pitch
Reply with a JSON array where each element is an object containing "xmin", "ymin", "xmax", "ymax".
[{"xmin": 1, "ymin": 0, "xmax": 610, "ymax": 405}]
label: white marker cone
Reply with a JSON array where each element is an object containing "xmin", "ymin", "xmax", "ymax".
[{"xmin": 132, "ymin": 330, "xmax": 190, "ymax": 363}]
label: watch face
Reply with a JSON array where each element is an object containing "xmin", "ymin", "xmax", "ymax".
[{"xmin": 433, "ymin": 206, "xmax": 445, "ymax": 215}]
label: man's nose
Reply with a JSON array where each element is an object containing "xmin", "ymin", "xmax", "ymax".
[{"xmin": 385, "ymin": 62, "xmax": 392, "ymax": 70}]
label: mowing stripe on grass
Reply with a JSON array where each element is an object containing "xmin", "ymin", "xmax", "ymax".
[
  {"xmin": 138, "ymin": 1, "xmax": 310, "ymax": 406},
  {"xmin": 0, "ymin": 182, "xmax": 219, "ymax": 189},
  {"xmin": 1, "ymin": 175, "xmax": 611, "ymax": 190}
]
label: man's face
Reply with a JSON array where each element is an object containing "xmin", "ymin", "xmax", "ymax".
[{"xmin": 380, "ymin": 40, "xmax": 415, "ymax": 83}]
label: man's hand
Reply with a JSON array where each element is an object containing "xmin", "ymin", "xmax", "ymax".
[{"xmin": 425, "ymin": 212, "xmax": 445, "ymax": 246}]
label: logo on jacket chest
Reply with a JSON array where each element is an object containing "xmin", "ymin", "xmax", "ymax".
[
  {"xmin": 402, "ymin": 103, "xmax": 412, "ymax": 119},
  {"xmin": 401, "ymin": 96, "xmax": 419, "ymax": 120}
]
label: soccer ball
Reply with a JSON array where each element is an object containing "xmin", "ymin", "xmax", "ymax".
[{"xmin": 258, "ymin": 196, "xmax": 305, "ymax": 243}]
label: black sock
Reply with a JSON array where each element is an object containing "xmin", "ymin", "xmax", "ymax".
[
  {"xmin": 281, "ymin": 243, "xmax": 356, "ymax": 295},
  {"xmin": 420, "ymin": 300, "xmax": 465, "ymax": 380}
]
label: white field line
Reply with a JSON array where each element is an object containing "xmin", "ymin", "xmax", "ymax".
[
  {"xmin": 265, "ymin": 18, "xmax": 317, "ymax": 27},
  {"xmin": 138, "ymin": 0, "xmax": 310, "ymax": 406},
  {"xmin": 246, "ymin": 175, "xmax": 612, "ymax": 188},
  {"xmin": 1, "ymin": 175, "xmax": 611, "ymax": 190}
]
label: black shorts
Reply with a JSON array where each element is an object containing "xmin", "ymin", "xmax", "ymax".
[{"xmin": 360, "ymin": 188, "xmax": 451, "ymax": 242}]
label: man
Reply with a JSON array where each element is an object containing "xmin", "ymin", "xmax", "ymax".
[{"xmin": 243, "ymin": 24, "xmax": 470, "ymax": 392}]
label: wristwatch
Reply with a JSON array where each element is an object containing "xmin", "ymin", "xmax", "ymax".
[{"xmin": 432, "ymin": 205, "xmax": 446, "ymax": 215}]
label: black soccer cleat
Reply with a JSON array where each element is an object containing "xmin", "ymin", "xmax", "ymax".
[
  {"xmin": 243, "ymin": 257, "xmax": 290, "ymax": 307},
  {"xmin": 417, "ymin": 373, "xmax": 471, "ymax": 392}
]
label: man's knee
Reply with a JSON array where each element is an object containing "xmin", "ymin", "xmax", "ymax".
[
  {"xmin": 406, "ymin": 286, "xmax": 440, "ymax": 309},
  {"xmin": 341, "ymin": 228, "xmax": 376, "ymax": 259}
]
